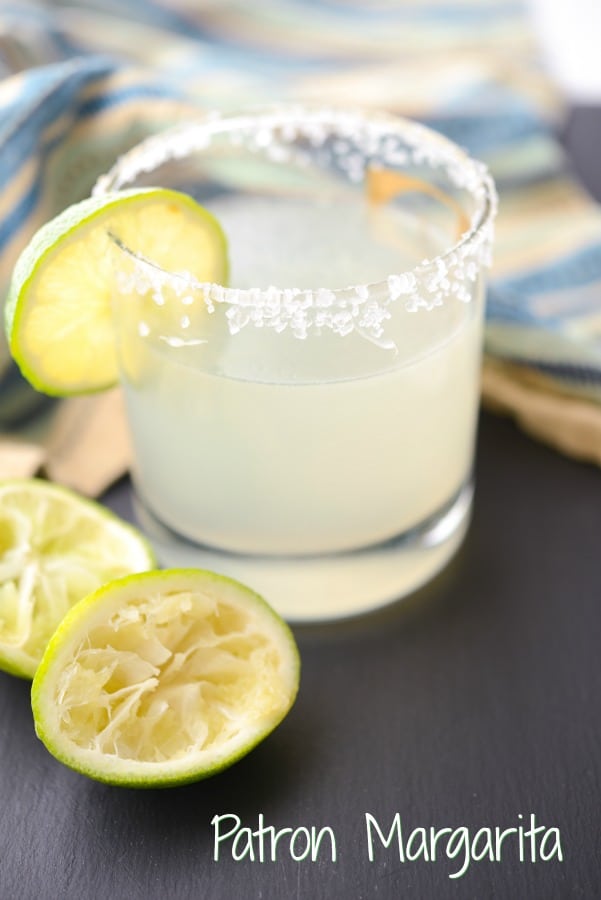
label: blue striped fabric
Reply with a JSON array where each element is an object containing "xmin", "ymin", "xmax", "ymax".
[{"xmin": 1, "ymin": 0, "xmax": 600, "ymax": 425}]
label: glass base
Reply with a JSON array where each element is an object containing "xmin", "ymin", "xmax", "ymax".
[{"xmin": 131, "ymin": 481, "xmax": 473, "ymax": 623}]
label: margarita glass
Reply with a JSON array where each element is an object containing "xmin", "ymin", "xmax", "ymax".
[{"xmin": 95, "ymin": 106, "xmax": 497, "ymax": 621}]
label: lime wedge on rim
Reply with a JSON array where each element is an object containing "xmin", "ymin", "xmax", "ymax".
[
  {"xmin": 0, "ymin": 479, "xmax": 155, "ymax": 679},
  {"xmin": 31, "ymin": 568, "xmax": 300, "ymax": 787},
  {"xmin": 4, "ymin": 188, "xmax": 228, "ymax": 395}
]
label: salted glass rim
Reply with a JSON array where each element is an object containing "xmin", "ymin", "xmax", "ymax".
[{"xmin": 95, "ymin": 105, "xmax": 497, "ymax": 321}]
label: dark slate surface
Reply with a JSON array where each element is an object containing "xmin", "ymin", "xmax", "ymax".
[{"xmin": 1, "ymin": 111, "xmax": 601, "ymax": 900}]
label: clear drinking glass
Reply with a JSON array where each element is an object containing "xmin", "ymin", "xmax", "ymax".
[{"xmin": 95, "ymin": 106, "xmax": 497, "ymax": 622}]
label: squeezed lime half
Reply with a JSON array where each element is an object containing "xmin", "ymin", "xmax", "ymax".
[
  {"xmin": 32, "ymin": 568, "xmax": 300, "ymax": 787},
  {"xmin": 0, "ymin": 479, "xmax": 155, "ymax": 678}
]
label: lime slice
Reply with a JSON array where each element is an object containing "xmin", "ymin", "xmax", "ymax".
[
  {"xmin": 31, "ymin": 568, "xmax": 300, "ymax": 787},
  {"xmin": 0, "ymin": 479, "xmax": 155, "ymax": 679},
  {"xmin": 5, "ymin": 189, "xmax": 228, "ymax": 395}
]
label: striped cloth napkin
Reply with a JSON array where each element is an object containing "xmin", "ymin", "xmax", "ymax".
[{"xmin": 1, "ymin": 0, "xmax": 601, "ymax": 489}]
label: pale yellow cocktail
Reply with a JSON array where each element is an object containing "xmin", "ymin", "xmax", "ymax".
[{"xmin": 101, "ymin": 108, "xmax": 496, "ymax": 620}]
